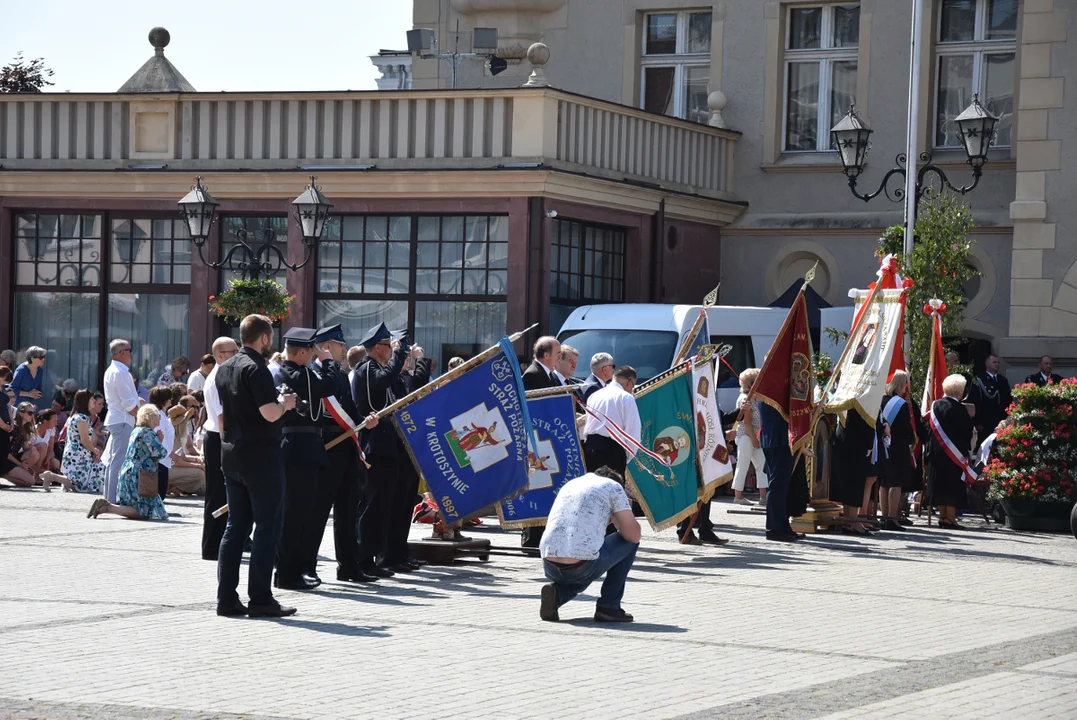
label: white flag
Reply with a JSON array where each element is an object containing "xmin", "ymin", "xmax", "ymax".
[{"xmin": 692, "ymin": 359, "xmax": 733, "ymax": 498}]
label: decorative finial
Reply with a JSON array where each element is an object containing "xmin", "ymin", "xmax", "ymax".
[
  {"xmin": 707, "ymin": 91, "xmax": 728, "ymax": 128},
  {"xmin": 804, "ymin": 260, "xmax": 819, "ymax": 286},
  {"xmin": 703, "ymin": 283, "xmax": 720, "ymax": 307},
  {"xmin": 149, "ymin": 27, "xmax": 170, "ymax": 56},
  {"xmin": 523, "ymin": 43, "xmax": 550, "ymax": 87}
]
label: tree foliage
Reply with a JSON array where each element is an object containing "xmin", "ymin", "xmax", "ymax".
[
  {"xmin": 1, "ymin": 53, "xmax": 55, "ymax": 93},
  {"xmin": 877, "ymin": 190, "xmax": 979, "ymax": 399}
]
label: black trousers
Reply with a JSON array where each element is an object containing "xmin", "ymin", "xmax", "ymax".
[
  {"xmin": 157, "ymin": 463, "xmax": 170, "ymax": 500},
  {"xmin": 306, "ymin": 441, "xmax": 361, "ymax": 574},
  {"xmin": 201, "ymin": 431, "xmax": 228, "ymax": 561},
  {"xmin": 277, "ymin": 463, "xmax": 320, "ymax": 580},
  {"xmin": 383, "ymin": 460, "xmax": 419, "ymax": 566},
  {"xmin": 584, "ymin": 434, "xmax": 628, "ymax": 477},
  {"xmin": 356, "ymin": 455, "xmax": 396, "ymax": 570},
  {"xmin": 218, "ymin": 467, "xmax": 284, "ymax": 607},
  {"xmin": 677, "ymin": 498, "xmax": 712, "ymax": 537}
]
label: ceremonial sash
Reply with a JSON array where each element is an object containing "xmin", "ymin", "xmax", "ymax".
[
  {"xmin": 323, "ymin": 395, "xmax": 367, "ymax": 464},
  {"xmin": 577, "ymin": 399, "xmax": 672, "ymax": 467},
  {"xmin": 881, "ymin": 394, "xmax": 918, "ymax": 469},
  {"xmin": 928, "ymin": 409, "xmax": 977, "ymax": 484}
]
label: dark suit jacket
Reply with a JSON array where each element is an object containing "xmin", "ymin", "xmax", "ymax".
[
  {"xmin": 522, "ymin": 361, "xmax": 560, "ymax": 391},
  {"xmin": 1025, "ymin": 372, "xmax": 1063, "ymax": 387},
  {"xmin": 581, "ymin": 374, "xmax": 606, "ymax": 403}
]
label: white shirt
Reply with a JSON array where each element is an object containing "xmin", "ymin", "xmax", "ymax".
[
  {"xmin": 202, "ymin": 365, "xmax": 223, "ymax": 434},
  {"xmin": 103, "ymin": 359, "xmax": 140, "ymax": 427},
  {"xmin": 187, "ymin": 370, "xmax": 208, "ymax": 392},
  {"xmin": 581, "ymin": 381, "xmax": 641, "ymax": 455},
  {"xmin": 158, "ymin": 409, "xmax": 175, "ymax": 468},
  {"xmin": 540, "ymin": 474, "xmax": 631, "ymax": 561},
  {"xmin": 553, "ymin": 369, "xmax": 567, "ymax": 385}
]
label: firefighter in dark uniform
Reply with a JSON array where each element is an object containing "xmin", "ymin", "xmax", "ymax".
[
  {"xmin": 350, "ymin": 323, "xmax": 409, "ymax": 578},
  {"xmin": 381, "ymin": 330, "xmax": 432, "ymax": 572},
  {"xmin": 306, "ymin": 324, "xmax": 380, "ymax": 584},
  {"xmin": 273, "ymin": 327, "xmax": 336, "ymax": 591}
]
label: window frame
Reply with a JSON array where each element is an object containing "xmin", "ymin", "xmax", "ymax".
[
  {"xmin": 639, "ymin": 10, "xmax": 713, "ymax": 123},
  {"xmin": 14, "ymin": 213, "xmax": 105, "ymax": 290},
  {"xmin": 781, "ymin": 3, "xmax": 861, "ymax": 153},
  {"xmin": 314, "ymin": 213, "xmax": 510, "ymax": 342},
  {"xmin": 932, "ymin": 0, "xmax": 1016, "ymax": 149},
  {"xmin": 549, "ymin": 218, "xmax": 627, "ymax": 309},
  {"xmin": 108, "ymin": 215, "xmax": 194, "ymax": 291}
]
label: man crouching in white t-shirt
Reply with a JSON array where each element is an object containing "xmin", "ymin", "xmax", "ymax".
[{"xmin": 538, "ymin": 466, "xmax": 642, "ymax": 623}]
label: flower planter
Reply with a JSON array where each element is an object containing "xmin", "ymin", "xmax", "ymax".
[{"xmin": 999, "ymin": 497, "xmax": 1072, "ymax": 533}]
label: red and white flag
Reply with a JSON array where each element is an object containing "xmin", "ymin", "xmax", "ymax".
[
  {"xmin": 920, "ymin": 299, "xmax": 948, "ymax": 418},
  {"xmin": 323, "ymin": 396, "xmax": 367, "ymax": 465}
]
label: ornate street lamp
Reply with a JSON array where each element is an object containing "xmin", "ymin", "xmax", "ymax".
[
  {"xmin": 178, "ymin": 176, "xmax": 332, "ymax": 281},
  {"xmin": 830, "ymin": 95, "xmax": 999, "ymax": 217}
]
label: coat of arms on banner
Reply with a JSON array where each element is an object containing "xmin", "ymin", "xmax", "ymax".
[
  {"xmin": 525, "ymin": 434, "xmax": 560, "ymax": 490},
  {"xmin": 446, "ymin": 404, "xmax": 511, "ymax": 472}
]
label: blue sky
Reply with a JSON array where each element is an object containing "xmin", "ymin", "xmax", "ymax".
[{"xmin": 3, "ymin": 1, "xmax": 413, "ymax": 92}]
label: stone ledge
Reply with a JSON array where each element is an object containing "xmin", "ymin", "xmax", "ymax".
[
  {"xmin": 1009, "ymin": 200, "xmax": 1048, "ymax": 221},
  {"xmin": 1011, "ymin": 278, "xmax": 1054, "ymax": 306},
  {"xmin": 1018, "ymin": 78, "xmax": 1065, "ymax": 110},
  {"xmin": 1022, "ymin": 11, "xmax": 1069, "ymax": 44}
]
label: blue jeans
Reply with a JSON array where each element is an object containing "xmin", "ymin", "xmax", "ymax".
[
  {"xmin": 218, "ymin": 467, "xmax": 284, "ymax": 607},
  {"xmin": 543, "ymin": 533, "xmax": 639, "ymax": 611},
  {"xmin": 763, "ymin": 446, "xmax": 793, "ymax": 535}
]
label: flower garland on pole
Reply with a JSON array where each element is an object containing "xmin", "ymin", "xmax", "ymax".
[{"xmin": 208, "ymin": 278, "xmax": 296, "ymax": 325}]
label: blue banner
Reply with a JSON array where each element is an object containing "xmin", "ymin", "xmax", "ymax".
[
  {"xmin": 394, "ymin": 339, "xmax": 535, "ymax": 523},
  {"xmin": 498, "ymin": 394, "xmax": 586, "ymax": 528}
]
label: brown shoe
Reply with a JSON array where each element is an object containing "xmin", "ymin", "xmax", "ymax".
[{"xmin": 87, "ymin": 498, "xmax": 107, "ymax": 519}]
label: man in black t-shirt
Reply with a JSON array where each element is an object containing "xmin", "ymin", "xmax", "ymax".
[{"xmin": 215, "ymin": 314, "xmax": 298, "ymax": 619}]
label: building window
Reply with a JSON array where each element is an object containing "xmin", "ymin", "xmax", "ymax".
[
  {"xmin": 110, "ymin": 218, "xmax": 192, "ymax": 285},
  {"xmin": 15, "ymin": 213, "xmax": 102, "ymax": 288},
  {"xmin": 316, "ymin": 214, "xmax": 508, "ymax": 365},
  {"xmin": 219, "ymin": 217, "xmax": 289, "ymax": 291},
  {"xmin": 14, "ymin": 292, "xmax": 100, "ymax": 392},
  {"xmin": 107, "ymin": 294, "xmax": 191, "ymax": 390},
  {"xmin": 783, "ymin": 4, "xmax": 860, "ymax": 152},
  {"xmin": 934, "ymin": 0, "xmax": 1016, "ymax": 148},
  {"xmin": 641, "ymin": 11, "xmax": 712, "ymax": 124},
  {"xmin": 549, "ymin": 219, "xmax": 626, "ymax": 332}
]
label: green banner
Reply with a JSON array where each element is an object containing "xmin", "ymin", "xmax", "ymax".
[{"xmin": 626, "ymin": 367, "xmax": 700, "ymax": 531}]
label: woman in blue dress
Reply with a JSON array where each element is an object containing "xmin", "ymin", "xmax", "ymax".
[{"xmin": 87, "ymin": 405, "xmax": 169, "ymax": 520}]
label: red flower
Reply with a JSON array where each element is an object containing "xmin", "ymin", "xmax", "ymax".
[{"xmin": 208, "ymin": 295, "xmax": 216, "ymax": 300}]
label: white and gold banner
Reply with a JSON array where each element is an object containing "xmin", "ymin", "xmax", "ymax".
[
  {"xmin": 823, "ymin": 288, "xmax": 905, "ymax": 424},
  {"xmin": 692, "ymin": 359, "xmax": 733, "ymax": 499}
]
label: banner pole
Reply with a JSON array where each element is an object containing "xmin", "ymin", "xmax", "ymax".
[
  {"xmin": 325, "ymin": 322, "xmax": 538, "ymax": 451},
  {"xmin": 671, "ymin": 284, "xmax": 719, "ymax": 366}
]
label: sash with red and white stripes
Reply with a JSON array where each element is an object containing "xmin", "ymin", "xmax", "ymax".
[
  {"xmin": 928, "ymin": 409, "xmax": 977, "ymax": 484},
  {"xmin": 576, "ymin": 399, "xmax": 672, "ymax": 467},
  {"xmin": 323, "ymin": 396, "xmax": 367, "ymax": 465}
]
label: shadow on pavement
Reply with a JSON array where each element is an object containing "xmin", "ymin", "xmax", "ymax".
[{"xmin": 560, "ymin": 617, "xmax": 687, "ymax": 633}]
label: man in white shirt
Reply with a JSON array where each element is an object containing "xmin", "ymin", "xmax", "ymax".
[
  {"xmin": 187, "ymin": 354, "xmax": 215, "ymax": 392},
  {"xmin": 581, "ymin": 366, "xmax": 641, "ymax": 477},
  {"xmin": 101, "ymin": 338, "xmax": 144, "ymax": 503},
  {"xmin": 582, "ymin": 352, "xmax": 614, "ymax": 403},
  {"xmin": 201, "ymin": 336, "xmax": 238, "ymax": 561},
  {"xmin": 539, "ymin": 467, "xmax": 641, "ymax": 623}
]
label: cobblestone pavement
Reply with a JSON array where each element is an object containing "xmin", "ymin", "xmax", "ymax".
[{"xmin": 1, "ymin": 487, "xmax": 1075, "ymax": 720}]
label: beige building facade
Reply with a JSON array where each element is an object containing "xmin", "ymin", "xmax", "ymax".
[{"xmin": 405, "ymin": 0, "xmax": 1076, "ymax": 380}]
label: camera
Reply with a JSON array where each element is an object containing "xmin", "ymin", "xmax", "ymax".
[{"xmin": 277, "ymin": 384, "xmax": 310, "ymax": 415}]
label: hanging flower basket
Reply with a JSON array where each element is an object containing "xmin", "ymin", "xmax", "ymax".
[
  {"xmin": 208, "ymin": 278, "xmax": 296, "ymax": 325},
  {"xmin": 986, "ymin": 378, "xmax": 1077, "ymax": 532}
]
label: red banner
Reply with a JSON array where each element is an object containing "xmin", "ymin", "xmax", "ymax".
[
  {"xmin": 750, "ymin": 288, "xmax": 814, "ymax": 453},
  {"xmin": 920, "ymin": 301, "xmax": 948, "ymax": 417}
]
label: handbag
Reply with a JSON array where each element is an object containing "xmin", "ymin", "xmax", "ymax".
[{"xmin": 138, "ymin": 468, "xmax": 159, "ymax": 498}]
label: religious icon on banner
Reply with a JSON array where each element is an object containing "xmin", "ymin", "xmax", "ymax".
[
  {"xmin": 790, "ymin": 352, "xmax": 812, "ymax": 401},
  {"xmin": 653, "ymin": 428, "xmax": 691, "ymax": 467},
  {"xmin": 851, "ymin": 322, "xmax": 878, "ymax": 365}
]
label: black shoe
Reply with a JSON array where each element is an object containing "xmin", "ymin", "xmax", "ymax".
[
  {"xmin": 408, "ymin": 558, "xmax": 428, "ymax": 567},
  {"xmin": 216, "ymin": 599, "xmax": 248, "ymax": 617},
  {"xmin": 274, "ymin": 573, "xmax": 319, "ymax": 591},
  {"xmin": 303, "ymin": 573, "xmax": 322, "ymax": 587},
  {"xmin": 383, "ymin": 563, "xmax": 415, "ymax": 574},
  {"xmin": 362, "ymin": 565, "xmax": 395, "ymax": 578},
  {"xmin": 883, "ymin": 518, "xmax": 906, "ymax": 531},
  {"xmin": 594, "ymin": 606, "xmax": 634, "ymax": 623},
  {"xmin": 766, "ymin": 531, "xmax": 805, "ymax": 542},
  {"xmin": 697, "ymin": 528, "xmax": 730, "ymax": 545},
  {"xmin": 247, "ymin": 603, "xmax": 297, "ymax": 618},
  {"xmin": 898, "ymin": 516, "xmax": 913, "ymax": 526},
  {"xmin": 540, "ymin": 583, "xmax": 559, "ymax": 622},
  {"xmin": 337, "ymin": 566, "xmax": 377, "ymax": 583}
]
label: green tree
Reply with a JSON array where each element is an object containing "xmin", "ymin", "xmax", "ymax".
[
  {"xmin": 1, "ymin": 53, "xmax": 54, "ymax": 93},
  {"xmin": 877, "ymin": 189, "xmax": 979, "ymax": 400}
]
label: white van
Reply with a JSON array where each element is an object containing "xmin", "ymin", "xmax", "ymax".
[{"xmin": 556, "ymin": 304, "xmax": 788, "ymax": 413}]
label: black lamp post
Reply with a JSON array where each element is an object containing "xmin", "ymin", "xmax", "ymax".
[
  {"xmin": 178, "ymin": 176, "xmax": 333, "ymax": 281},
  {"xmin": 830, "ymin": 96, "xmax": 999, "ymax": 222}
]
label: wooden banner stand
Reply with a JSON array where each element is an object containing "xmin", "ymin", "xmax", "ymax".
[{"xmin": 410, "ymin": 536, "xmax": 492, "ymax": 565}]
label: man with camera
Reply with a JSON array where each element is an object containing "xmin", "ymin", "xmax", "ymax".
[
  {"xmin": 273, "ymin": 327, "xmax": 338, "ymax": 591},
  {"xmin": 216, "ymin": 314, "xmax": 298, "ymax": 618}
]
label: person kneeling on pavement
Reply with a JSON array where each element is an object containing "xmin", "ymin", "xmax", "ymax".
[{"xmin": 539, "ymin": 466, "xmax": 641, "ymax": 623}]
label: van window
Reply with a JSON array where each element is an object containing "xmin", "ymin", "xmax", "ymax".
[
  {"xmin": 709, "ymin": 336, "xmax": 754, "ymax": 386},
  {"xmin": 557, "ymin": 329, "xmax": 679, "ymax": 382}
]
